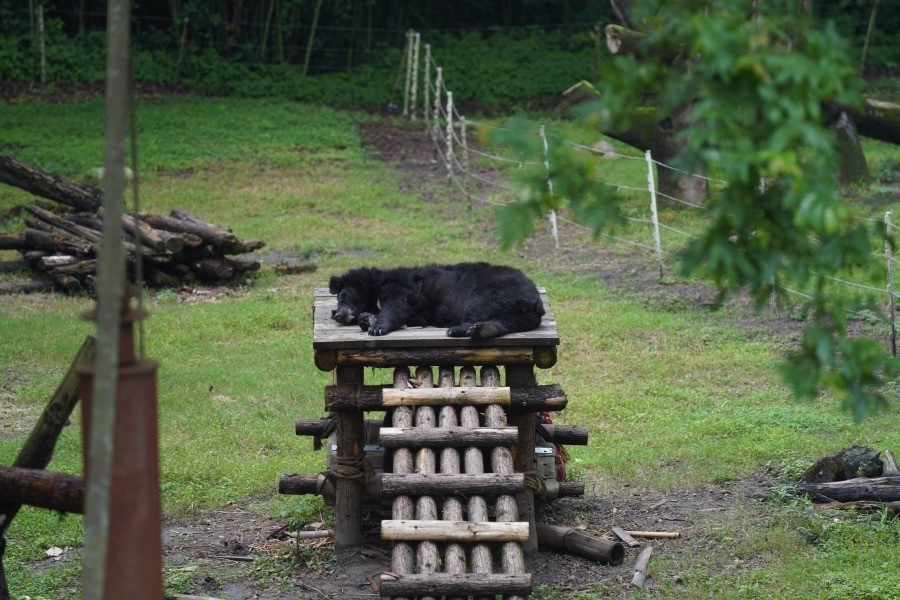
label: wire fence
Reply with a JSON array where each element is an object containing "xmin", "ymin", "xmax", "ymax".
[{"xmin": 398, "ymin": 30, "xmax": 900, "ymax": 355}]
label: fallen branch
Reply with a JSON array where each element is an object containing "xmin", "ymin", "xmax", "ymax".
[
  {"xmin": 625, "ymin": 530, "xmax": 681, "ymax": 539},
  {"xmin": 631, "ymin": 546, "xmax": 653, "ymax": 588},
  {"xmin": 611, "ymin": 527, "xmax": 641, "ymax": 547},
  {"xmin": 797, "ymin": 476, "xmax": 900, "ymax": 503}
]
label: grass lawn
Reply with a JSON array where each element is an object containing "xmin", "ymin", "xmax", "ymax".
[{"xmin": 0, "ymin": 95, "xmax": 898, "ymax": 599}]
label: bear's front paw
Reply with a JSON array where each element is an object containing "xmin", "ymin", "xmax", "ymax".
[
  {"xmin": 368, "ymin": 323, "xmax": 391, "ymax": 336},
  {"xmin": 357, "ymin": 312, "xmax": 376, "ymax": 331},
  {"xmin": 446, "ymin": 324, "xmax": 470, "ymax": 337},
  {"xmin": 468, "ymin": 322, "xmax": 500, "ymax": 339}
]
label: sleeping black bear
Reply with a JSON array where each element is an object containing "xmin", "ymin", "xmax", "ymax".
[{"xmin": 328, "ymin": 262, "xmax": 545, "ymax": 339}]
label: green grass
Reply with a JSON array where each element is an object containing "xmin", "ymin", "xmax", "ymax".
[{"xmin": 1, "ymin": 96, "xmax": 899, "ymax": 599}]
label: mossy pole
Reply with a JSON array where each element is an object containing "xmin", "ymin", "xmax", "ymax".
[
  {"xmin": 410, "ymin": 33, "xmax": 420, "ymax": 121},
  {"xmin": 423, "ymin": 44, "xmax": 431, "ymax": 129},
  {"xmin": 82, "ymin": 0, "xmax": 130, "ymax": 596},
  {"xmin": 402, "ymin": 30, "xmax": 413, "ymax": 117}
]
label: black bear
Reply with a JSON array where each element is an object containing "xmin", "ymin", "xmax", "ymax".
[{"xmin": 328, "ymin": 262, "xmax": 545, "ymax": 338}]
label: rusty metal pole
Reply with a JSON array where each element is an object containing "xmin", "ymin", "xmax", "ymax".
[{"xmin": 78, "ymin": 0, "xmax": 163, "ymax": 597}]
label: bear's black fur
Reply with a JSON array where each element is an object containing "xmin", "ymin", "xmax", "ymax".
[{"xmin": 328, "ymin": 262, "xmax": 544, "ymax": 338}]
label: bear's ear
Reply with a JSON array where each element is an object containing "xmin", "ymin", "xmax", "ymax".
[{"xmin": 329, "ymin": 275, "xmax": 343, "ymax": 294}]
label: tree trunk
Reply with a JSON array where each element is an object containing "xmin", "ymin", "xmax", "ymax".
[{"xmin": 798, "ymin": 476, "xmax": 900, "ymax": 503}]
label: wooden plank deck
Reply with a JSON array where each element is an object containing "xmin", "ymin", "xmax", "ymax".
[{"xmin": 312, "ymin": 287, "xmax": 559, "ymax": 350}]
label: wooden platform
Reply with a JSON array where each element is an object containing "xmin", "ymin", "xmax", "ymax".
[
  {"xmin": 312, "ymin": 287, "xmax": 559, "ymax": 349},
  {"xmin": 312, "ymin": 288, "xmax": 560, "ymax": 372}
]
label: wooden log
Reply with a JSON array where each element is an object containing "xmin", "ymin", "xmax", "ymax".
[
  {"xmin": 459, "ymin": 366, "xmax": 493, "ymax": 579},
  {"xmin": 382, "ymin": 473, "xmax": 525, "ymax": 496},
  {"xmin": 797, "ymin": 476, "xmax": 900, "ymax": 503},
  {"xmin": 333, "ymin": 365, "xmax": 364, "ymax": 550},
  {"xmin": 389, "ymin": 368, "xmax": 415, "ymax": 588},
  {"xmin": 380, "ymin": 426, "xmax": 519, "ymax": 448},
  {"xmin": 536, "ymin": 522, "xmax": 625, "ymax": 565},
  {"xmin": 0, "ymin": 466, "xmax": 84, "ymax": 514},
  {"xmin": 383, "ymin": 386, "xmax": 511, "ymax": 406},
  {"xmin": 437, "ymin": 381, "xmax": 466, "ymax": 592},
  {"xmin": 52, "ymin": 259, "xmax": 97, "ymax": 276},
  {"xmin": 189, "ymin": 258, "xmax": 234, "ymax": 282},
  {"xmin": 120, "ymin": 211, "xmax": 186, "ymax": 253},
  {"xmin": 631, "ymin": 546, "xmax": 653, "ymax": 588},
  {"xmin": 381, "ymin": 520, "xmax": 529, "ymax": 543},
  {"xmin": 0, "ymin": 337, "xmax": 94, "ymax": 539},
  {"xmin": 52, "ymin": 273, "xmax": 83, "ymax": 294},
  {"xmin": 379, "ymin": 573, "xmax": 532, "ymax": 597},
  {"xmin": 412, "ymin": 367, "xmax": 439, "ymax": 598},
  {"xmin": 558, "ymin": 481, "xmax": 586, "ymax": 497},
  {"xmin": 285, "ymin": 529, "xmax": 334, "ymax": 540},
  {"xmin": 325, "ymin": 383, "xmax": 566, "ymax": 413},
  {"xmin": 539, "ymin": 424, "xmax": 589, "ymax": 445},
  {"xmin": 506, "ymin": 365, "xmax": 538, "ymax": 554},
  {"xmin": 0, "ymin": 234, "xmax": 26, "ymax": 250},
  {"xmin": 0, "ymin": 154, "xmax": 102, "ymax": 211},
  {"xmin": 278, "ymin": 473, "xmax": 319, "ymax": 495},
  {"xmin": 611, "ymin": 527, "xmax": 641, "ymax": 548},
  {"xmin": 25, "ymin": 228, "xmax": 93, "ymax": 254},
  {"xmin": 626, "ymin": 530, "xmax": 681, "ymax": 539},
  {"xmin": 329, "ymin": 346, "xmax": 537, "ymax": 369},
  {"xmin": 138, "ymin": 210, "xmax": 264, "ymax": 255},
  {"xmin": 39, "ymin": 255, "xmax": 78, "ymax": 268},
  {"xmin": 884, "ymin": 450, "xmax": 898, "ymax": 472},
  {"xmin": 0, "ymin": 260, "xmax": 29, "ymax": 273},
  {"xmin": 0, "ymin": 280, "xmax": 55, "ymax": 294},
  {"xmin": 25, "ymin": 205, "xmax": 102, "ymax": 244},
  {"xmin": 483, "ymin": 365, "xmax": 526, "ymax": 600}
]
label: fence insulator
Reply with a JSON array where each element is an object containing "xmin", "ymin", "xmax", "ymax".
[{"xmin": 645, "ymin": 150, "xmax": 664, "ymax": 278}]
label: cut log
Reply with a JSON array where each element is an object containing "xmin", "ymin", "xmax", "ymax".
[
  {"xmin": 25, "ymin": 205, "xmax": 102, "ymax": 244},
  {"xmin": 319, "ymin": 346, "xmax": 541, "ymax": 371},
  {"xmin": 381, "ymin": 473, "xmax": 525, "ymax": 496},
  {"xmin": 802, "ymin": 445, "xmax": 884, "ymax": 483},
  {"xmin": 536, "ymin": 522, "xmax": 625, "ymax": 565},
  {"xmin": 0, "ymin": 466, "xmax": 84, "ymax": 513},
  {"xmin": 325, "ymin": 383, "xmax": 566, "ymax": 412},
  {"xmin": 382, "ymin": 386, "xmax": 511, "ymax": 407},
  {"xmin": 797, "ymin": 476, "xmax": 900, "ymax": 503},
  {"xmin": 0, "ymin": 155, "xmax": 102, "ymax": 211},
  {"xmin": 0, "ymin": 280, "xmax": 55, "ymax": 294},
  {"xmin": 24, "ymin": 229, "xmax": 93, "ymax": 254},
  {"xmin": 625, "ymin": 530, "xmax": 680, "ymax": 539},
  {"xmin": 0, "ymin": 234, "xmax": 26, "ymax": 250},
  {"xmin": 631, "ymin": 546, "xmax": 653, "ymax": 588},
  {"xmin": 380, "ymin": 520, "xmax": 529, "ymax": 543},
  {"xmin": 0, "ymin": 261, "xmax": 29, "ymax": 273},
  {"xmin": 379, "ymin": 573, "xmax": 531, "ymax": 597},
  {"xmin": 138, "ymin": 212, "xmax": 263, "ymax": 254},
  {"xmin": 379, "ymin": 426, "xmax": 519, "ymax": 448},
  {"xmin": 884, "ymin": 450, "xmax": 898, "ymax": 473}
]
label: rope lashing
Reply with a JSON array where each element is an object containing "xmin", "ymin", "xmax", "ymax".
[{"xmin": 325, "ymin": 453, "xmax": 374, "ymax": 485}]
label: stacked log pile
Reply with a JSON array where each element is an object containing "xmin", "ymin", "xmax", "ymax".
[
  {"xmin": 0, "ymin": 153, "xmax": 266, "ymax": 294},
  {"xmin": 0, "ymin": 205, "xmax": 264, "ymax": 294}
]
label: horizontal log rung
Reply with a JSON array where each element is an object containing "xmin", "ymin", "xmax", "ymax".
[
  {"xmin": 382, "ymin": 473, "xmax": 524, "ymax": 496},
  {"xmin": 379, "ymin": 426, "xmax": 518, "ymax": 447},
  {"xmin": 382, "ymin": 386, "xmax": 510, "ymax": 406},
  {"xmin": 380, "ymin": 519, "xmax": 529, "ymax": 542},
  {"xmin": 379, "ymin": 573, "xmax": 532, "ymax": 596},
  {"xmin": 325, "ymin": 383, "xmax": 567, "ymax": 412}
]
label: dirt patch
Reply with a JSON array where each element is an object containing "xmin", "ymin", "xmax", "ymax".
[{"xmin": 155, "ymin": 476, "xmax": 774, "ymax": 598}]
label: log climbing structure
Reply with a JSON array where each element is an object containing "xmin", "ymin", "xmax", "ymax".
[{"xmin": 280, "ymin": 287, "xmax": 588, "ymax": 598}]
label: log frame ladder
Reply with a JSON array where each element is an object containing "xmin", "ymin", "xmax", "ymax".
[{"xmin": 280, "ymin": 288, "xmax": 586, "ymax": 598}]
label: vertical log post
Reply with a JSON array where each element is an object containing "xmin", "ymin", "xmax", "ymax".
[
  {"xmin": 334, "ymin": 365, "xmax": 364, "ymax": 550},
  {"xmin": 482, "ymin": 366, "xmax": 526, "ymax": 600},
  {"xmin": 390, "ymin": 368, "xmax": 415, "ymax": 596},
  {"xmin": 506, "ymin": 364, "xmax": 538, "ymax": 554},
  {"xmin": 438, "ymin": 366, "xmax": 466, "ymax": 600}
]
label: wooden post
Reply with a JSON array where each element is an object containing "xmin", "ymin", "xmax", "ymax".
[
  {"xmin": 422, "ymin": 44, "xmax": 431, "ymax": 129},
  {"xmin": 886, "ymin": 212, "xmax": 897, "ymax": 356},
  {"xmin": 333, "ymin": 365, "xmax": 364, "ymax": 550},
  {"xmin": 645, "ymin": 150, "xmax": 664, "ymax": 278},
  {"xmin": 410, "ymin": 33, "xmax": 420, "ymax": 121},
  {"xmin": 505, "ymin": 365, "xmax": 538, "ymax": 554},
  {"xmin": 539, "ymin": 125, "xmax": 559, "ymax": 248}
]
